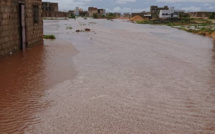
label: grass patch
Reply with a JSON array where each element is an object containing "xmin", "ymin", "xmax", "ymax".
[
  {"xmin": 43, "ymin": 35, "xmax": 56, "ymax": 39},
  {"xmin": 66, "ymin": 27, "xmax": 73, "ymax": 29}
]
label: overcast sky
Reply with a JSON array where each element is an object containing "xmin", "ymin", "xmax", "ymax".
[{"xmin": 44, "ymin": 0, "xmax": 215, "ymax": 13}]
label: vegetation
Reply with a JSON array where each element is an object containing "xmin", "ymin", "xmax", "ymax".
[
  {"xmin": 106, "ymin": 13, "xmax": 116, "ymax": 20},
  {"xmin": 43, "ymin": 35, "xmax": 56, "ymax": 39},
  {"xmin": 93, "ymin": 13, "xmax": 98, "ymax": 19},
  {"xmin": 179, "ymin": 13, "xmax": 190, "ymax": 18},
  {"xmin": 136, "ymin": 18, "xmax": 194, "ymax": 25},
  {"xmin": 66, "ymin": 27, "xmax": 73, "ymax": 29},
  {"xmin": 69, "ymin": 14, "xmax": 76, "ymax": 19},
  {"xmin": 136, "ymin": 18, "xmax": 215, "ymax": 37},
  {"xmin": 209, "ymin": 12, "xmax": 215, "ymax": 19}
]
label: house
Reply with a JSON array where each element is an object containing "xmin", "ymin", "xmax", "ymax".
[
  {"xmin": 88, "ymin": 7, "xmax": 98, "ymax": 17},
  {"xmin": 150, "ymin": 6, "xmax": 169, "ymax": 18},
  {"xmin": 159, "ymin": 7, "xmax": 185, "ymax": 18},
  {"xmin": 0, "ymin": 0, "xmax": 43, "ymax": 57}
]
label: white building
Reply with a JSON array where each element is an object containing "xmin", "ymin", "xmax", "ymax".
[
  {"xmin": 75, "ymin": 7, "xmax": 80, "ymax": 16},
  {"xmin": 159, "ymin": 7, "xmax": 185, "ymax": 18}
]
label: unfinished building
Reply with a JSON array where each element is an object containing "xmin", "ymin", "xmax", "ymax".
[
  {"xmin": 150, "ymin": 6, "xmax": 169, "ymax": 18},
  {"xmin": 42, "ymin": 2, "xmax": 69, "ymax": 18},
  {"xmin": 42, "ymin": 2, "xmax": 58, "ymax": 12},
  {"xmin": 0, "ymin": 0, "xmax": 43, "ymax": 57},
  {"xmin": 88, "ymin": 7, "xmax": 98, "ymax": 17}
]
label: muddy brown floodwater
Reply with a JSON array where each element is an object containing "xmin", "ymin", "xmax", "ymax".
[{"xmin": 1, "ymin": 18, "xmax": 215, "ymax": 134}]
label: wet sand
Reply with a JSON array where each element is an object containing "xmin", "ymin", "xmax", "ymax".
[{"xmin": 0, "ymin": 18, "xmax": 215, "ymax": 134}]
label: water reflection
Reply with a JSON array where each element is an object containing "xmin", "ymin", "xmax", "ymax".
[{"xmin": 0, "ymin": 40, "xmax": 78, "ymax": 133}]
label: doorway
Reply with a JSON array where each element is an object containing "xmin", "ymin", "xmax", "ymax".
[{"xmin": 19, "ymin": 3, "xmax": 26, "ymax": 51}]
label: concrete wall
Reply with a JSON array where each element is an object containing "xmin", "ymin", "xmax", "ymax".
[
  {"xmin": 0, "ymin": 0, "xmax": 43, "ymax": 57},
  {"xmin": 189, "ymin": 12, "xmax": 213, "ymax": 18},
  {"xmin": 42, "ymin": 11, "xmax": 69, "ymax": 17}
]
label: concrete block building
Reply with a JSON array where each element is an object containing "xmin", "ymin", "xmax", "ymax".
[
  {"xmin": 42, "ymin": 2, "xmax": 69, "ymax": 18},
  {"xmin": 150, "ymin": 6, "xmax": 169, "ymax": 18},
  {"xmin": 0, "ymin": 0, "xmax": 43, "ymax": 57},
  {"xmin": 159, "ymin": 7, "xmax": 185, "ymax": 18},
  {"xmin": 42, "ymin": 2, "xmax": 58, "ymax": 12},
  {"xmin": 88, "ymin": 7, "xmax": 98, "ymax": 17},
  {"xmin": 97, "ymin": 9, "xmax": 106, "ymax": 16}
]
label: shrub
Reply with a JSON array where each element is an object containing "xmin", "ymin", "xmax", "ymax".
[
  {"xmin": 93, "ymin": 13, "xmax": 98, "ymax": 19},
  {"xmin": 69, "ymin": 14, "xmax": 76, "ymax": 19},
  {"xmin": 43, "ymin": 35, "xmax": 56, "ymax": 39},
  {"xmin": 66, "ymin": 27, "xmax": 73, "ymax": 29},
  {"xmin": 209, "ymin": 12, "xmax": 215, "ymax": 19}
]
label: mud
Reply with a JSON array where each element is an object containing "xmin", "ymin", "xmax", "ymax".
[{"xmin": 0, "ymin": 18, "xmax": 215, "ymax": 134}]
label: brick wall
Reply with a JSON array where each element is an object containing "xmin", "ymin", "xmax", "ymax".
[{"xmin": 0, "ymin": 0, "xmax": 43, "ymax": 57}]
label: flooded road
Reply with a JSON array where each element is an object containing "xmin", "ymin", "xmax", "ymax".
[{"xmin": 1, "ymin": 18, "xmax": 215, "ymax": 134}]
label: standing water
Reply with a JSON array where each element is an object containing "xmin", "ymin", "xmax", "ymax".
[{"xmin": 0, "ymin": 18, "xmax": 215, "ymax": 134}]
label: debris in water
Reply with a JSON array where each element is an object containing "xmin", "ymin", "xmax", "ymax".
[{"xmin": 85, "ymin": 28, "xmax": 91, "ymax": 32}]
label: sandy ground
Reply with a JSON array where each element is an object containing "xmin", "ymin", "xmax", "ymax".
[{"xmin": 0, "ymin": 18, "xmax": 215, "ymax": 134}]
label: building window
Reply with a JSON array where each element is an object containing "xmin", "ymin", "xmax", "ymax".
[{"xmin": 33, "ymin": 5, "xmax": 39, "ymax": 23}]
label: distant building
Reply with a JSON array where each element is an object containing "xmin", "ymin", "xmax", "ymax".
[
  {"xmin": 131, "ymin": 11, "xmax": 151, "ymax": 19},
  {"xmin": 80, "ymin": 11, "xmax": 89, "ymax": 17},
  {"xmin": 123, "ymin": 13, "xmax": 131, "ymax": 18},
  {"xmin": 189, "ymin": 12, "xmax": 214, "ymax": 18},
  {"xmin": 88, "ymin": 7, "xmax": 98, "ymax": 17},
  {"xmin": 0, "ymin": 0, "xmax": 43, "ymax": 57},
  {"xmin": 159, "ymin": 7, "xmax": 185, "ymax": 18},
  {"xmin": 68, "ymin": 10, "xmax": 75, "ymax": 15},
  {"xmin": 132, "ymin": 11, "xmax": 146, "ymax": 18},
  {"xmin": 150, "ymin": 6, "xmax": 169, "ymax": 18},
  {"xmin": 114, "ymin": 13, "xmax": 121, "ymax": 18},
  {"xmin": 98, "ymin": 9, "xmax": 106, "ymax": 16},
  {"xmin": 88, "ymin": 7, "xmax": 106, "ymax": 17},
  {"xmin": 42, "ymin": 2, "xmax": 69, "ymax": 18},
  {"xmin": 42, "ymin": 2, "xmax": 58, "ymax": 12},
  {"xmin": 75, "ymin": 7, "xmax": 80, "ymax": 16}
]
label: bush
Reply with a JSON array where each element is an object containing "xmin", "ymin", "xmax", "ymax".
[
  {"xmin": 43, "ymin": 35, "xmax": 56, "ymax": 39},
  {"xmin": 209, "ymin": 13, "xmax": 215, "ymax": 19},
  {"xmin": 93, "ymin": 13, "xmax": 98, "ymax": 19},
  {"xmin": 69, "ymin": 14, "xmax": 76, "ymax": 19}
]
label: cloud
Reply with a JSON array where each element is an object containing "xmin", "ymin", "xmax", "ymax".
[
  {"xmin": 106, "ymin": 6, "xmax": 149, "ymax": 13},
  {"xmin": 116, "ymin": 0, "xmax": 136, "ymax": 4},
  {"xmin": 181, "ymin": 6, "xmax": 201, "ymax": 11},
  {"xmin": 42, "ymin": 0, "xmax": 215, "ymax": 12},
  {"xmin": 157, "ymin": 0, "xmax": 215, "ymax": 2}
]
